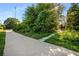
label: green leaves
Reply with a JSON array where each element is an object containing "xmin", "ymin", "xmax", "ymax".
[
  {"xmin": 4, "ymin": 17, "xmax": 20, "ymax": 29},
  {"xmin": 0, "ymin": 32, "xmax": 5, "ymax": 56},
  {"xmin": 17, "ymin": 3, "xmax": 64, "ymax": 34},
  {"xmin": 23, "ymin": 3, "xmax": 62, "ymax": 32},
  {"xmin": 67, "ymin": 3, "xmax": 79, "ymax": 31}
]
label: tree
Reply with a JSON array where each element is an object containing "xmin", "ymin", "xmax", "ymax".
[
  {"xmin": 0, "ymin": 23, "xmax": 4, "ymax": 29},
  {"xmin": 21, "ymin": 3, "xmax": 64, "ymax": 33},
  {"xmin": 67, "ymin": 3, "xmax": 79, "ymax": 31},
  {"xmin": 23, "ymin": 5, "xmax": 38, "ymax": 32},
  {"xmin": 33, "ymin": 10, "xmax": 52, "ymax": 32},
  {"xmin": 4, "ymin": 17, "xmax": 20, "ymax": 29}
]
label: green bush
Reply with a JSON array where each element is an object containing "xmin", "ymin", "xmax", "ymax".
[
  {"xmin": 60, "ymin": 31, "xmax": 78, "ymax": 40},
  {"xmin": 18, "ymin": 31, "xmax": 51, "ymax": 39},
  {"xmin": 45, "ymin": 31, "xmax": 79, "ymax": 52}
]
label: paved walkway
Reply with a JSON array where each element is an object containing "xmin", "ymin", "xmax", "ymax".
[
  {"xmin": 39, "ymin": 34, "xmax": 55, "ymax": 42},
  {"xmin": 4, "ymin": 31, "xmax": 79, "ymax": 56}
]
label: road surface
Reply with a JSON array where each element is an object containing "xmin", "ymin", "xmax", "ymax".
[{"xmin": 4, "ymin": 31, "xmax": 79, "ymax": 56}]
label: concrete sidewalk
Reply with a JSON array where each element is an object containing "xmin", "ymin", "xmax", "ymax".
[{"xmin": 4, "ymin": 31, "xmax": 79, "ymax": 56}]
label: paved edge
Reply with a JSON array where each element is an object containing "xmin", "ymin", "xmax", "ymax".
[{"xmin": 3, "ymin": 31, "xmax": 79, "ymax": 56}]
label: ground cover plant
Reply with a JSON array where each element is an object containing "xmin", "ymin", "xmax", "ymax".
[
  {"xmin": 45, "ymin": 30, "xmax": 79, "ymax": 52},
  {"xmin": 0, "ymin": 32, "xmax": 5, "ymax": 56}
]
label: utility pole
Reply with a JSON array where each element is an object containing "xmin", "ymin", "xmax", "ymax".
[{"xmin": 14, "ymin": 6, "xmax": 16, "ymax": 18}]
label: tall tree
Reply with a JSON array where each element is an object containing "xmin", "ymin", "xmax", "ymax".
[
  {"xmin": 67, "ymin": 3, "xmax": 79, "ymax": 31},
  {"xmin": 4, "ymin": 17, "xmax": 20, "ymax": 29},
  {"xmin": 22, "ymin": 3, "xmax": 64, "ymax": 33}
]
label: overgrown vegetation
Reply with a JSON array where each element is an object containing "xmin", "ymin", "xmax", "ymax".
[
  {"xmin": 67, "ymin": 3, "xmax": 79, "ymax": 31},
  {"xmin": 3, "ymin": 3, "xmax": 79, "ymax": 52},
  {"xmin": 45, "ymin": 30, "xmax": 79, "ymax": 52},
  {"xmin": 19, "ymin": 31, "xmax": 51, "ymax": 39},
  {"xmin": 45, "ymin": 3, "xmax": 79, "ymax": 52},
  {"xmin": 13, "ymin": 3, "xmax": 64, "ymax": 39},
  {"xmin": 4, "ymin": 17, "xmax": 20, "ymax": 30},
  {"xmin": 0, "ymin": 32, "xmax": 5, "ymax": 56}
]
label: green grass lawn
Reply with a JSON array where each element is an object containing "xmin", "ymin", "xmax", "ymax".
[
  {"xmin": 45, "ymin": 31, "xmax": 79, "ymax": 52},
  {"xmin": 19, "ymin": 31, "xmax": 51, "ymax": 39},
  {"xmin": 0, "ymin": 32, "xmax": 5, "ymax": 56}
]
